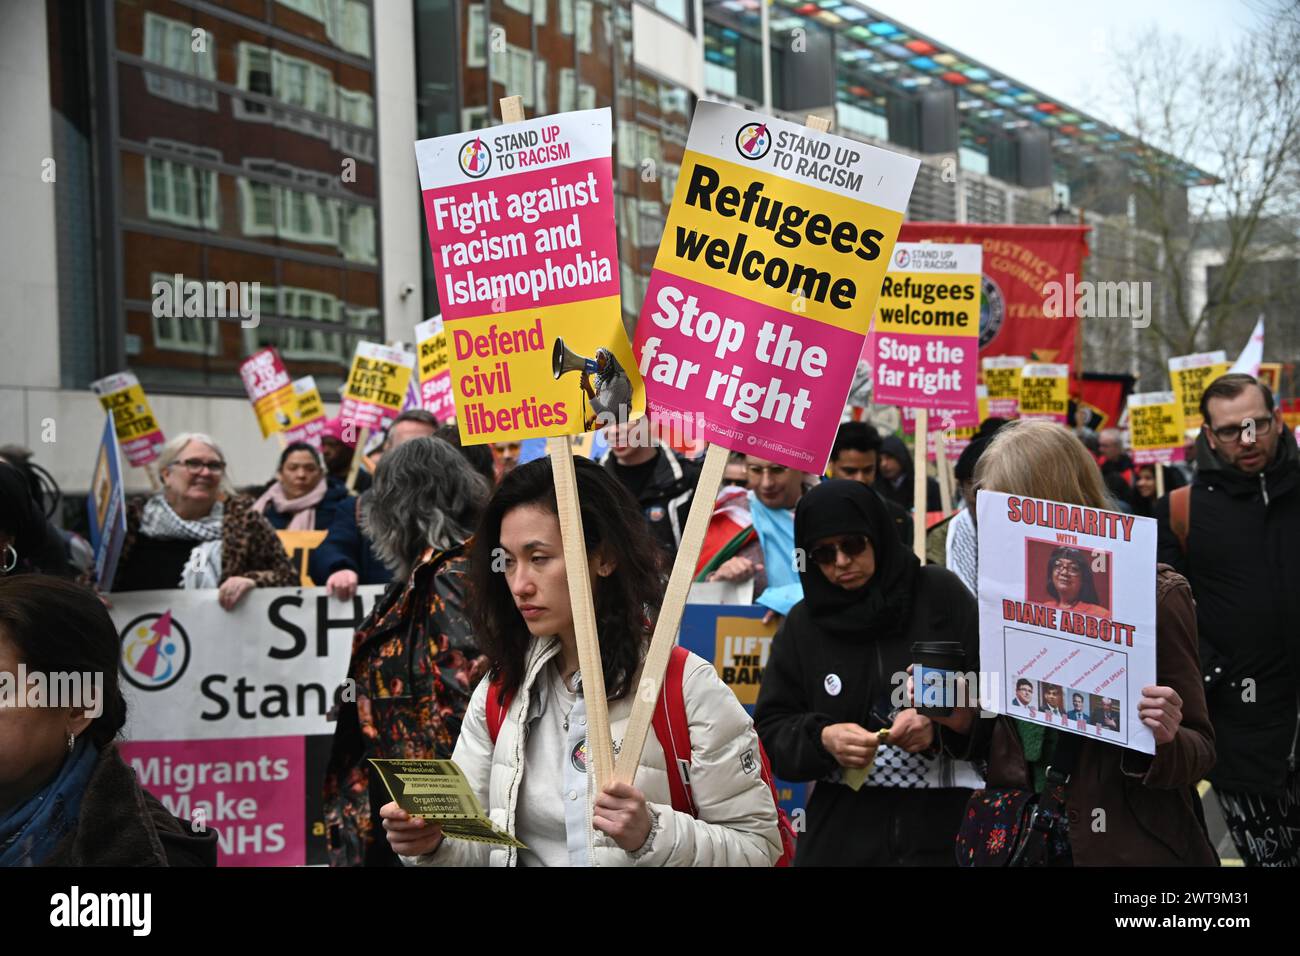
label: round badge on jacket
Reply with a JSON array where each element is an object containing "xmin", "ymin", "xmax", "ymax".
[
  {"xmin": 571, "ymin": 738, "xmax": 588, "ymax": 773},
  {"xmin": 647, "ymin": 505, "xmax": 666, "ymax": 522},
  {"xmin": 824, "ymin": 673, "xmax": 842, "ymax": 696}
]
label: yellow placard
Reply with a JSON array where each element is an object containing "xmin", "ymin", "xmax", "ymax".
[
  {"xmin": 1018, "ymin": 364, "xmax": 1070, "ymax": 420},
  {"xmin": 452, "ymin": 295, "xmax": 643, "ymax": 442},
  {"xmin": 1169, "ymin": 353, "xmax": 1230, "ymax": 432},
  {"xmin": 276, "ymin": 530, "xmax": 327, "ymax": 587},
  {"xmin": 1128, "ymin": 393, "xmax": 1185, "ymax": 464},
  {"xmin": 97, "ymin": 383, "xmax": 161, "ymax": 442},
  {"xmin": 659, "ymin": 153, "xmax": 903, "ymax": 334},
  {"xmin": 253, "ymin": 388, "xmax": 298, "ymax": 438},
  {"xmin": 713, "ymin": 614, "xmax": 778, "ymax": 706}
]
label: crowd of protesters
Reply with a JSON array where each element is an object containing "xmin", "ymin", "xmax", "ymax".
[{"xmin": 1, "ymin": 370, "xmax": 1296, "ymax": 868}]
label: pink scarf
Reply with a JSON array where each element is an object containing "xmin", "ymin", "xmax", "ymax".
[{"xmin": 255, "ymin": 478, "xmax": 328, "ymax": 531}]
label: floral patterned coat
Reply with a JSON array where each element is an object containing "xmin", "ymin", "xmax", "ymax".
[{"xmin": 322, "ymin": 541, "xmax": 479, "ymax": 866}]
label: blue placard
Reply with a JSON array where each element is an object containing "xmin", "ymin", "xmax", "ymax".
[
  {"xmin": 86, "ymin": 412, "xmax": 127, "ymax": 590},
  {"xmin": 679, "ymin": 604, "xmax": 808, "ymax": 820}
]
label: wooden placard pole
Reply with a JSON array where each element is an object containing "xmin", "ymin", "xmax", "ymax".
[
  {"xmin": 547, "ymin": 433, "xmax": 616, "ymax": 790},
  {"xmin": 913, "ymin": 408, "xmax": 928, "ymax": 562},
  {"xmin": 613, "ymin": 441, "xmax": 728, "ymax": 784},
  {"xmin": 498, "ymin": 93, "xmax": 615, "ymax": 788},
  {"xmin": 345, "ymin": 426, "xmax": 370, "ymax": 491},
  {"xmin": 1155, "ymin": 463, "xmax": 1165, "ymax": 498},
  {"xmin": 615, "ymin": 112, "xmax": 833, "ymax": 785},
  {"xmin": 935, "ymin": 429, "xmax": 953, "ymax": 515}
]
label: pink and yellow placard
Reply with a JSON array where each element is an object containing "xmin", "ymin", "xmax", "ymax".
[
  {"xmin": 632, "ymin": 102, "xmax": 919, "ymax": 473},
  {"xmin": 415, "ymin": 108, "xmax": 644, "ymax": 444}
]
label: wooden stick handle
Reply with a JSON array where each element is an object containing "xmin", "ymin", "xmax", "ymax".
[
  {"xmin": 615, "ymin": 110, "xmax": 833, "ymax": 784},
  {"xmin": 345, "ymin": 427, "xmax": 370, "ymax": 492},
  {"xmin": 614, "ymin": 441, "xmax": 728, "ymax": 785},
  {"xmin": 499, "ymin": 95, "xmax": 524, "ymax": 124},
  {"xmin": 935, "ymin": 429, "xmax": 953, "ymax": 515},
  {"xmin": 548, "ymin": 434, "xmax": 614, "ymax": 790},
  {"xmin": 1155, "ymin": 463, "xmax": 1165, "ymax": 498},
  {"xmin": 913, "ymin": 408, "xmax": 927, "ymax": 562}
]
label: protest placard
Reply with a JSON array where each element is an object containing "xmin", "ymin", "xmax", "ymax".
[
  {"xmin": 276, "ymin": 530, "xmax": 328, "ymax": 587},
  {"xmin": 1018, "ymin": 363, "xmax": 1070, "ymax": 423},
  {"xmin": 983, "ymin": 355, "xmax": 1025, "ymax": 419},
  {"xmin": 281, "ymin": 376, "xmax": 326, "ymax": 447},
  {"xmin": 339, "ymin": 342, "xmax": 415, "ymax": 433},
  {"xmin": 111, "ymin": 586, "xmax": 385, "ymax": 865},
  {"xmin": 1127, "ymin": 391, "xmax": 1185, "ymax": 466},
  {"xmin": 632, "ymin": 101, "xmax": 919, "ymax": 473},
  {"xmin": 902, "ymin": 385, "xmax": 988, "ymax": 461},
  {"xmin": 677, "ymin": 604, "xmax": 806, "ymax": 817},
  {"xmin": 90, "ymin": 371, "xmax": 166, "ymax": 467},
  {"xmin": 869, "ymin": 242, "xmax": 981, "ymax": 416},
  {"xmin": 87, "ymin": 413, "xmax": 127, "ymax": 590},
  {"xmin": 1169, "ymin": 351, "xmax": 1229, "ymax": 432},
  {"xmin": 414, "ymin": 316, "xmax": 455, "ymax": 422},
  {"xmin": 238, "ymin": 348, "xmax": 297, "ymax": 439},
  {"xmin": 977, "ymin": 491, "xmax": 1158, "ymax": 754},
  {"xmin": 617, "ymin": 107, "xmax": 919, "ymax": 781},
  {"xmin": 415, "ymin": 106, "xmax": 645, "ymax": 445}
]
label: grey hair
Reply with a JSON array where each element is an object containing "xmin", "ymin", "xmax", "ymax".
[
  {"xmin": 157, "ymin": 432, "xmax": 235, "ymax": 495},
  {"xmin": 362, "ymin": 436, "xmax": 488, "ymax": 578}
]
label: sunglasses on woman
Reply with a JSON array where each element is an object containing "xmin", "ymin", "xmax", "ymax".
[{"xmin": 809, "ymin": 534, "xmax": 870, "ymax": 566}]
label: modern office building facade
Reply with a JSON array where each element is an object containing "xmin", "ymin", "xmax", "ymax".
[{"xmin": 2, "ymin": 0, "xmax": 1212, "ymax": 497}]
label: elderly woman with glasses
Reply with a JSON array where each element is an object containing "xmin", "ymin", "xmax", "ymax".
[
  {"xmin": 754, "ymin": 479, "xmax": 983, "ymax": 865},
  {"xmin": 93, "ymin": 433, "xmax": 297, "ymax": 608}
]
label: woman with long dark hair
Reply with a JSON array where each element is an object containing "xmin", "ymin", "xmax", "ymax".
[
  {"xmin": 252, "ymin": 441, "xmax": 350, "ymax": 535},
  {"xmin": 380, "ymin": 456, "xmax": 781, "ymax": 866},
  {"xmin": 1131, "ymin": 463, "xmax": 1185, "ymax": 519}
]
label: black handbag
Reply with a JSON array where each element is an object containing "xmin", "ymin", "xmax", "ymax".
[{"xmin": 955, "ymin": 733, "xmax": 1080, "ymax": 867}]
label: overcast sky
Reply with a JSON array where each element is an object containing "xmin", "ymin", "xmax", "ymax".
[{"xmin": 861, "ymin": 0, "xmax": 1263, "ymax": 133}]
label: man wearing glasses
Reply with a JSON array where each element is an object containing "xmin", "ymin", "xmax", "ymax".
[{"xmin": 1157, "ymin": 373, "xmax": 1300, "ymax": 867}]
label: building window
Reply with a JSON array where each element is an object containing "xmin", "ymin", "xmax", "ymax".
[
  {"xmin": 491, "ymin": 42, "xmax": 535, "ymax": 107},
  {"xmin": 278, "ymin": 189, "xmax": 338, "ymax": 245},
  {"xmin": 467, "ymin": 5, "xmax": 487, "ymax": 68},
  {"xmin": 340, "ymin": 204, "xmax": 377, "ymax": 264},
  {"xmin": 837, "ymin": 101, "xmax": 889, "ymax": 142},
  {"xmin": 142, "ymin": 12, "xmax": 217, "ymax": 111},
  {"xmin": 639, "ymin": 0, "xmax": 691, "ymax": 29},
  {"xmin": 559, "ymin": 69, "xmax": 576, "ymax": 112},
  {"xmin": 960, "ymin": 146, "xmax": 991, "ymax": 176},
  {"xmin": 277, "ymin": 0, "xmax": 371, "ymax": 58},
  {"xmin": 148, "ymin": 273, "xmax": 223, "ymax": 356},
  {"xmin": 238, "ymin": 178, "xmax": 278, "ymax": 236},
  {"xmin": 576, "ymin": 1, "xmax": 594, "ymax": 54},
  {"xmin": 145, "ymin": 156, "xmax": 220, "ymax": 230},
  {"xmin": 277, "ymin": 0, "xmax": 326, "ymax": 20}
]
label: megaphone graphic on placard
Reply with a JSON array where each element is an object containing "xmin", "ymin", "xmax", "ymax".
[{"xmin": 552, "ymin": 337, "xmax": 598, "ymax": 380}]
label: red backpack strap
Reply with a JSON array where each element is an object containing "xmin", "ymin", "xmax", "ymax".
[
  {"xmin": 650, "ymin": 646, "xmax": 696, "ymax": 816},
  {"xmin": 1169, "ymin": 485, "xmax": 1191, "ymax": 554},
  {"xmin": 485, "ymin": 678, "xmax": 514, "ymax": 745}
]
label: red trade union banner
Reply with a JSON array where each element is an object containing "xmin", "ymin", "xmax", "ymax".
[{"xmin": 899, "ymin": 224, "xmax": 1090, "ymax": 379}]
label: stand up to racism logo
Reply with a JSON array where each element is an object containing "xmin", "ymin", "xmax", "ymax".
[
  {"xmin": 735, "ymin": 122, "xmax": 772, "ymax": 161},
  {"xmin": 458, "ymin": 136, "xmax": 492, "ymax": 178},
  {"xmin": 119, "ymin": 610, "xmax": 191, "ymax": 691}
]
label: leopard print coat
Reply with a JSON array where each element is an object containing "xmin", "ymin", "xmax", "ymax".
[{"xmin": 104, "ymin": 494, "xmax": 298, "ymax": 590}]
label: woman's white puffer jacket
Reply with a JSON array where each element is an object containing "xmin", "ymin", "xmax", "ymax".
[{"xmin": 402, "ymin": 636, "xmax": 782, "ymax": 866}]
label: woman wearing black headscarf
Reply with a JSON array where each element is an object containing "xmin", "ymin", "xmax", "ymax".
[{"xmin": 754, "ymin": 480, "xmax": 982, "ymax": 865}]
